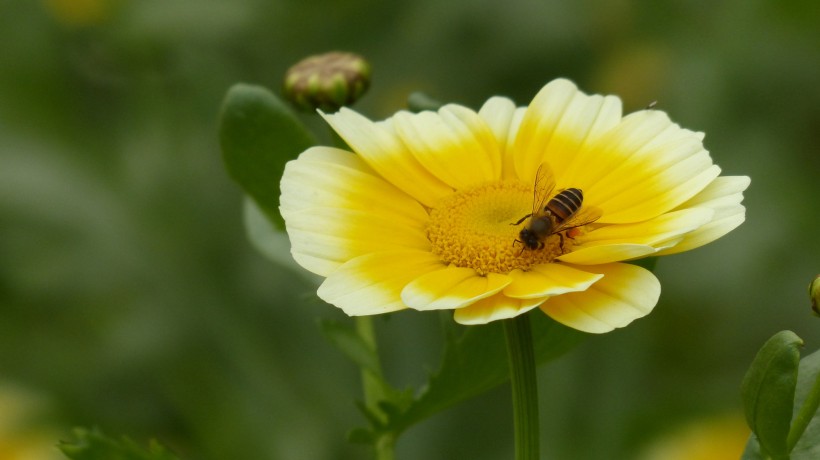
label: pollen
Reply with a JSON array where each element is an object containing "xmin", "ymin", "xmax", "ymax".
[{"xmin": 427, "ymin": 181, "xmax": 568, "ymax": 275}]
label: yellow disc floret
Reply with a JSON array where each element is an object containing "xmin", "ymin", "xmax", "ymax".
[{"xmin": 426, "ymin": 181, "xmax": 566, "ymax": 275}]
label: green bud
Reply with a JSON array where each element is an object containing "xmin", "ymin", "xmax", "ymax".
[
  {"xmin": 283, "ymin": 51, "xmax": 371, "ymax": 112},
  {"xmin": 810, "ymin": 274, "xmax": 820, "ymax": 317}
]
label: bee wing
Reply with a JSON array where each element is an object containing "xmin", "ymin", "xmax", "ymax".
[
  {"xmin": 554, "ymin": 206, "xmax": 603, "ymax": 233},
  {"xmin": 531, "ymin": 163, "xmax": 556, "ymax": 216}
]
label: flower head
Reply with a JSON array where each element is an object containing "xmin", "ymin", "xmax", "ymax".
[{"xmin": 279, "ymin": 79, "xmax": 749, "ymax": 333}]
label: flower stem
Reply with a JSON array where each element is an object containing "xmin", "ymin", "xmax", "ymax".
[
  {"xmin": 355, "ymin": 316, "xmax": 395, "ymax": 460},
  {"xmin": 787, "ymin": 368, "xmax": 820, "ymax": 452},
  {"xmin": 356, "ymin": 316, "xmax": 384, "ymax": 409},
  {"xmin": 504, "ymin": 313, "xmax": 540, "ymax": 460}
]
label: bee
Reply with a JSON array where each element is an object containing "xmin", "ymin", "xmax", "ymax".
[{"xmin": 513, "ymin": 163, "xmax": 602, "ymax": 251}]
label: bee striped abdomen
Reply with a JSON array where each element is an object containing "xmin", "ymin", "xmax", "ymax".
[{"xmin": 545, "ymin": 188, "xmax": 583, "ymax": 222}]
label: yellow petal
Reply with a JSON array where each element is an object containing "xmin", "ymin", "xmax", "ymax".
[
  {"xmin": 503, "ymin": 263, "xmax": 603, "ymax": 299},
  {"xmin": 560, "ymin": 208, "xmax": 715, "ymax": 264},
  {"xmin": 655, "ymin": 176, "xmax": 750, "ymax": 255},
  {"xmin": 540, "ymin": 263, "xmax": 660, "ymax": 333},
  {"xmin": 285, "ymin": 207, "xmax": 430, "ymax": 275},
  {"xmin": 562, "ymin": 111, "xmax": 720, "ymax": 223},
  {"xmin": 317, "ymin": 250, "xmax": 445, "ymax": 316},
  {"xmin": 401, "ymin": 266, "xmax": 511, "ymax": 311},
  {"xmin": 513, "ymin": 78, "xmax": 623, "ymax": 184},
  {"xmin": 656, "ymin": 211, "xmax": 745, "ymax": 255},
  {"xmin": 320, "ymin": 108, "xmax": 452, "ymax": 207},
  {"xmin": 478, "ymin": 97, "xmax": 527, "ymax": 180},
  {"xmin": 453, "ymin": 294, "xmax": 546, "ymax": 325},
  {"xmin": 392, "ymin": 104, "xmax": 501, "ymax": 189},
  {"xmin": 557, "ymin": 244, "xmax": 659, "ymax": 265},
  {"xmin": 281, "ymin": 147, "xmax": 430, "ymax": 276},
  {"xmin": 478, "ymin": 96, "xmax": 517, "ymax": 155},
  {"xmin": 671, "ymin": 175, "xmax": 750, "ymax": 208}
]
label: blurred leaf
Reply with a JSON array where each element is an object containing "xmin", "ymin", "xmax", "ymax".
[
  {"xmin": 243, "ymin": 197, "xmax": 322, "ymax": 280},
  {"xmin": 59, "ymin": 427, "xmax": 180, "ymax": 460},
  {"xmin": 744, "ymin": 347, "xmax": 820, "ymax": 459},
  {"xmin": 219, "ymin": 83, "xmax": 317, "ymax": 229},
  {"xmin": 741, "ymin": 330, "xmax": 803, "ymax": 458},
  {"xmin": 407, "ymin": 92, "xmax": 443, "ymax": 112},
  {"xmin": 350, "ymin": 312, "xmax": 585, "ymax": 443}
]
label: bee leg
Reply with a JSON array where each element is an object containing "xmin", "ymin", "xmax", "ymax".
[
  {"xmin": 513, "ymin": 239, "xmax": 525, "ymax": 256},
  {"xmin": 511, "ymin": 213, "xmax": 532, "ymax": 226},
  {"xmin": 557, "ymin": 233, "xmax": 565, "ymax": 252}
]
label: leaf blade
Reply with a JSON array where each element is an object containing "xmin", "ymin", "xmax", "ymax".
[
  {"xmin": 741, "ymin": 330, "xmax": 803, "ymax": 457},
  {"xmin": 219, "ymin": 83, "xmax": 317, "ymax": 229}
]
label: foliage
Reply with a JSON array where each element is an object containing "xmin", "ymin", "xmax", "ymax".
[
  {"xmin": 323, "ymin": 312, "xmax": 585, "ymax": 447},
  {"xmin": 743, "ymin": 332, "xmax": 820, "ymax": 459},
  {"xmin": 219, "ymin": 84, "xmax": 317, "ymax": 229},
  {"xmin": 59, "ymin": 428, "xmax": 180, "ymax": 460}
]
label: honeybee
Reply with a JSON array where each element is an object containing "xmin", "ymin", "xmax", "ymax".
[{"xmin": 513, "ymin": 163, "xmax": 602, "ymax": 251}]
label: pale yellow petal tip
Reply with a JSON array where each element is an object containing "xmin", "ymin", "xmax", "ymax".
[
  {"xmin": 734, "ymin": 175, "xmax": 752, "ymax": 190},
  {"xmin": 542, "ymin": 77, "xmax": 579, "ymax": 92}
]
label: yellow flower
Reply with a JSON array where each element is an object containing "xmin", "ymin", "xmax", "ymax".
[{"xmin": 280, "ymin": 79, "xmax": 749, "ymax": 332}]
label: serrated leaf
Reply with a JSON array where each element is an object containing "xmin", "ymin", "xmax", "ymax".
[
  {"xmin": 219, "ymin": 83, "xmax": 317, "ymax": 229},
  {"xmin": 59, "ymin": 427, "xmax": 180, "ymax": 460},
  {"xmin": 744, "ymin": 347, "xmax": 820, "ymax": 459},
  {"xmin": 360, "ymin": 312, "xmax": 584, "ymax": 438},
  {"xmin": 741, "ymin": 330, "xmax": 803, "ymax": 457}
]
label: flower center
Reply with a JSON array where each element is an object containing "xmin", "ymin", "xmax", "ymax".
[{"xmin": 426, "ymin": 181, "xmax": 569, "ymax": 275}]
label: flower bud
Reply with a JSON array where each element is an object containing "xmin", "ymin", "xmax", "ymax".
[
  {"xmin": 810, "ymin": 275, "xmax": 820, "ymax": 317},
  {"xmin": 283, "ymin": 52, "xmax": 371, "ymax": 112}
]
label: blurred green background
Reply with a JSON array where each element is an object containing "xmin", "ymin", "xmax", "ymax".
[{"xmin": 1, "ymin": 0, "xmax": 818, "ymax": 458}]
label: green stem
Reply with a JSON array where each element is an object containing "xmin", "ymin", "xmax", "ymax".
[
  {"xmin": 374, "ymin": 434, "xmax": 396, "ymax": 460},
  {"xmin": 356, "ymin": 316, "xmax": 384, "ymax": 409},
  {"xmin": 504, "ymin": 313, "xmax": 540, "ymax": 460},
  {"xmin": 787, "ymin": 369, "xmax": 820, "ymax": 452},
  {"xmin": 355, "ymin": 316, "xmax": 395, "ymax": 460}
]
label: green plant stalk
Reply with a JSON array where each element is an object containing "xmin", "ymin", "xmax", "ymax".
[
  {"xmin": 787, "ymin": 369, "xmax": 820, "ymax": 452},
  {"xmin": 355, "ymin": 316, "xmax": 395, "ymax": 460},
  {"xmin": 504, "ymin": 313, "xmax": 540, "ymax": 460}
]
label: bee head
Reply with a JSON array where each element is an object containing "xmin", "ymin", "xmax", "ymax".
[{"xmin": 518, "ymin": 228, "xmax": 542, "ymax": 250}]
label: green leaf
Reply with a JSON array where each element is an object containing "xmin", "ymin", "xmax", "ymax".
[
  {"xmin": 406, "ymin": 92, "xmax": 443, "ymax": 112},
  {"xmin": 741, "ymin": 330, "xmax": 803, "ymax": 457},
  {"xmin": 219, "ymin": 83, "xmax": 317, "ymax": 229},
  {"xmin": 349, "ymin": 312, "xmax": 585, "ymax": 442},
  {"xmin": 744, "ymin": 347, "xmax": 820, "ymax": 459},
  {"xmin": 59, "ymin": 427, "xmax": 180, "ymax": 460}
]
